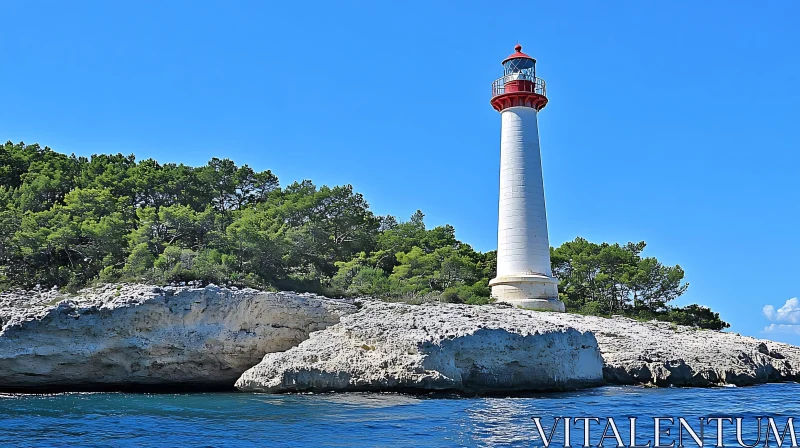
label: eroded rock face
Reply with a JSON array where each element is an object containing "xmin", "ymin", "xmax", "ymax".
[
  {"xmin": 0, "ymin": 284, "xmax": 355, "ymax": 391},
  {"xmin": 478, "ymin": 311, "xmax": 800, "ymax": 388},
  {"xmin": 235, "ymin": 302, "xmax": 605, "ymax": 394},
  {"xmin": 3, "ymin": 284, "xmax": 797, "ymax": 392},
  {"xmin": 236, "ymin": 302, "xmax": 800, "ymax": 393},
  {"xmin": 582, "ymin": 316, "xmax": 800, "ymax": 387}
]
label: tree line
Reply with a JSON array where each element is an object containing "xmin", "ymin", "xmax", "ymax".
[{"xmin": 0, "ymin": 141, "xmax": 728, "ymax": 329}]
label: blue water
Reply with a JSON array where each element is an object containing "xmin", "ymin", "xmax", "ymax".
[{"xmin": 1, "ymin": 384, "xmax": 798, "ymax": 447}]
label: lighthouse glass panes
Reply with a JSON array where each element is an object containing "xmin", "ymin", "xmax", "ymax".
[{"xmin": 503, "ymin": 57, "xmax": 535, "ymax": 77}]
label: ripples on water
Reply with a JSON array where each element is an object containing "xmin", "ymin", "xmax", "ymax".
[{"xmin": 0, "ymin": 384, "xmax": 798, "ymax": 447}]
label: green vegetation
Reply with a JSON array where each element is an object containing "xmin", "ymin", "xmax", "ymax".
[
  {"xmin": 0, "ymin": 141, "xmax": 728, "ymax": 329},
  {"xmin": 552, "ymin": 238, "xmax": 729, "ymax": 330}
]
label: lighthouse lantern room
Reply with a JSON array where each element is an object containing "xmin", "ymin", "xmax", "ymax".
[
  {"xmin": 491, "ymin": 45, "xmax": 548, "ymax": 112},
  {"xmin": 488, "ymin": 45, "xmax": 565, "ymax": 312}
]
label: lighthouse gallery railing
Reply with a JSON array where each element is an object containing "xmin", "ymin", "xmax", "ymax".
[{"xmin": 491, "ymin": 74, "xmax": 546, "ymax": 98}]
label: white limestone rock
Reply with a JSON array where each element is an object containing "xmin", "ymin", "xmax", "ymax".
[
  {"xmin": 4, "ymin": 283, "xmax": 797, "ymax": 392},
  {"xmin": 462, "ymin": 311, "xmax": 800, "ymax": 387},
  {"xmin": 236, "ymin": 302, "xmax": 800, "ymax": 393},
  {"xmin": 0, "ymin": 284, "xmax": 355, "ymax": 391},
  {"xmin": 551, "ymin": 314, "xmax": 800, "ymax": 387},
  {"xmin": 235, "ymin": 301, "xmax": 605, "ymax": 394}
]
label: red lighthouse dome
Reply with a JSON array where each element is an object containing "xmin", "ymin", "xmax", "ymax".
[
  {"xmin": 490, "ymin": 44, "xmax": 548, "ymax": 112},
  {"xmin": 502, "ymin": 44, "xmax": 535, "ymax": 64}
]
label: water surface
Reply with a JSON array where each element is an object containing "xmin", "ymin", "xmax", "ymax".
[{"xmin": 0, "ymin": 384, "xmax": 797, "ymax": 447}]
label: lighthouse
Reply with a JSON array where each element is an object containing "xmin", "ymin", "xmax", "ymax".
[{"xmin": 488, "ymin": 45, "xmax": 565, "ymax": 312}]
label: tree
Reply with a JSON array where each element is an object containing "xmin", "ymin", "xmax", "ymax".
[
  {"xmin": 551, "ymin": 236, "xmax": 725, "ymax": 329},
  {"xmin": 666, "ymin": 305, "xmax": 730, "ymax": 330},
  {"xmin": 224, "ymin": 206, "xmax": 284, "ymax": 284},
  {"xmin": 197, "ymin": 158, "xmax": 239, "ymax": 213}
]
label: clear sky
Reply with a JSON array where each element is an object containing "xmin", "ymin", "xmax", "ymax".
[{"xmin": 2, "ymin": 1, "xmax": 798, "ymax": 343}]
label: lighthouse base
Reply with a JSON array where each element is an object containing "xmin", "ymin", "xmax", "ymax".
[{"xmin": 489, "ymin": 274, "xmax": 565, "ymax": 312}]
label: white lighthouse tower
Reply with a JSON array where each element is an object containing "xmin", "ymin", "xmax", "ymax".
[{"xmin": 488, "ymin": 45, "xmax": 565, "ymax": 312}]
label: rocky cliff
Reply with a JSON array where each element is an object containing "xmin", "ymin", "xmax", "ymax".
[
  {"xmin": 236, "ymin": 302, "xmax": 800, "ymax": 393},
  {"xmin": 2, "ymin": 284, "xmax": 799, "ymax": 393},
  {"xmin": 235, "ymin": 301, "xmax": 605, "ymax": 394},
  {"xmin": 0, "ymin": 284, "xmax": 355, "ymax": 391},
  {"xmin": 564, "ymin": 314, "xmax": 800, "ymax": 387}
]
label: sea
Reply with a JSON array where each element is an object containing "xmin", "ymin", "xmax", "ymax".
[{"xmin": 0, "ymin": 383, "xmax": 798, "ymax": 447}]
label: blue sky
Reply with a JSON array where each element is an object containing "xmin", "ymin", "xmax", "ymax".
[{"xmin": 1, "ymin": 1, "xmax": 798, "ymax": 343}]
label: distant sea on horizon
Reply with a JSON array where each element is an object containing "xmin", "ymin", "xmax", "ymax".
[{"xmin": 1, "ymin": 384, "xmax": 798, "ymax": 447}]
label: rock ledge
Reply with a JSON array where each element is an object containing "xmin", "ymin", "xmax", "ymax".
[
  {"xmin": 0, "ymin": 284, "xmax": 355, "ymax": 391},
  {"xmin": 236, "ymin": 302, "xmax": 800, "ymax": 393},
  {"xmin": 235, "ymin": 301, "xmax": 605, "ymax": 394}
]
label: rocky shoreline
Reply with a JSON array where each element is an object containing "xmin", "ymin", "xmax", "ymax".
[
  {"xmin": 0, "ymin": 284, "xmax": 797, "ymax": 393},
  {"xmin": 236, "ymin": 301, "xmax": 605, "ymax": 394},
  {"xmin": 0, "ymin": 284, "xmax": 354, "ymax": 391}
]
